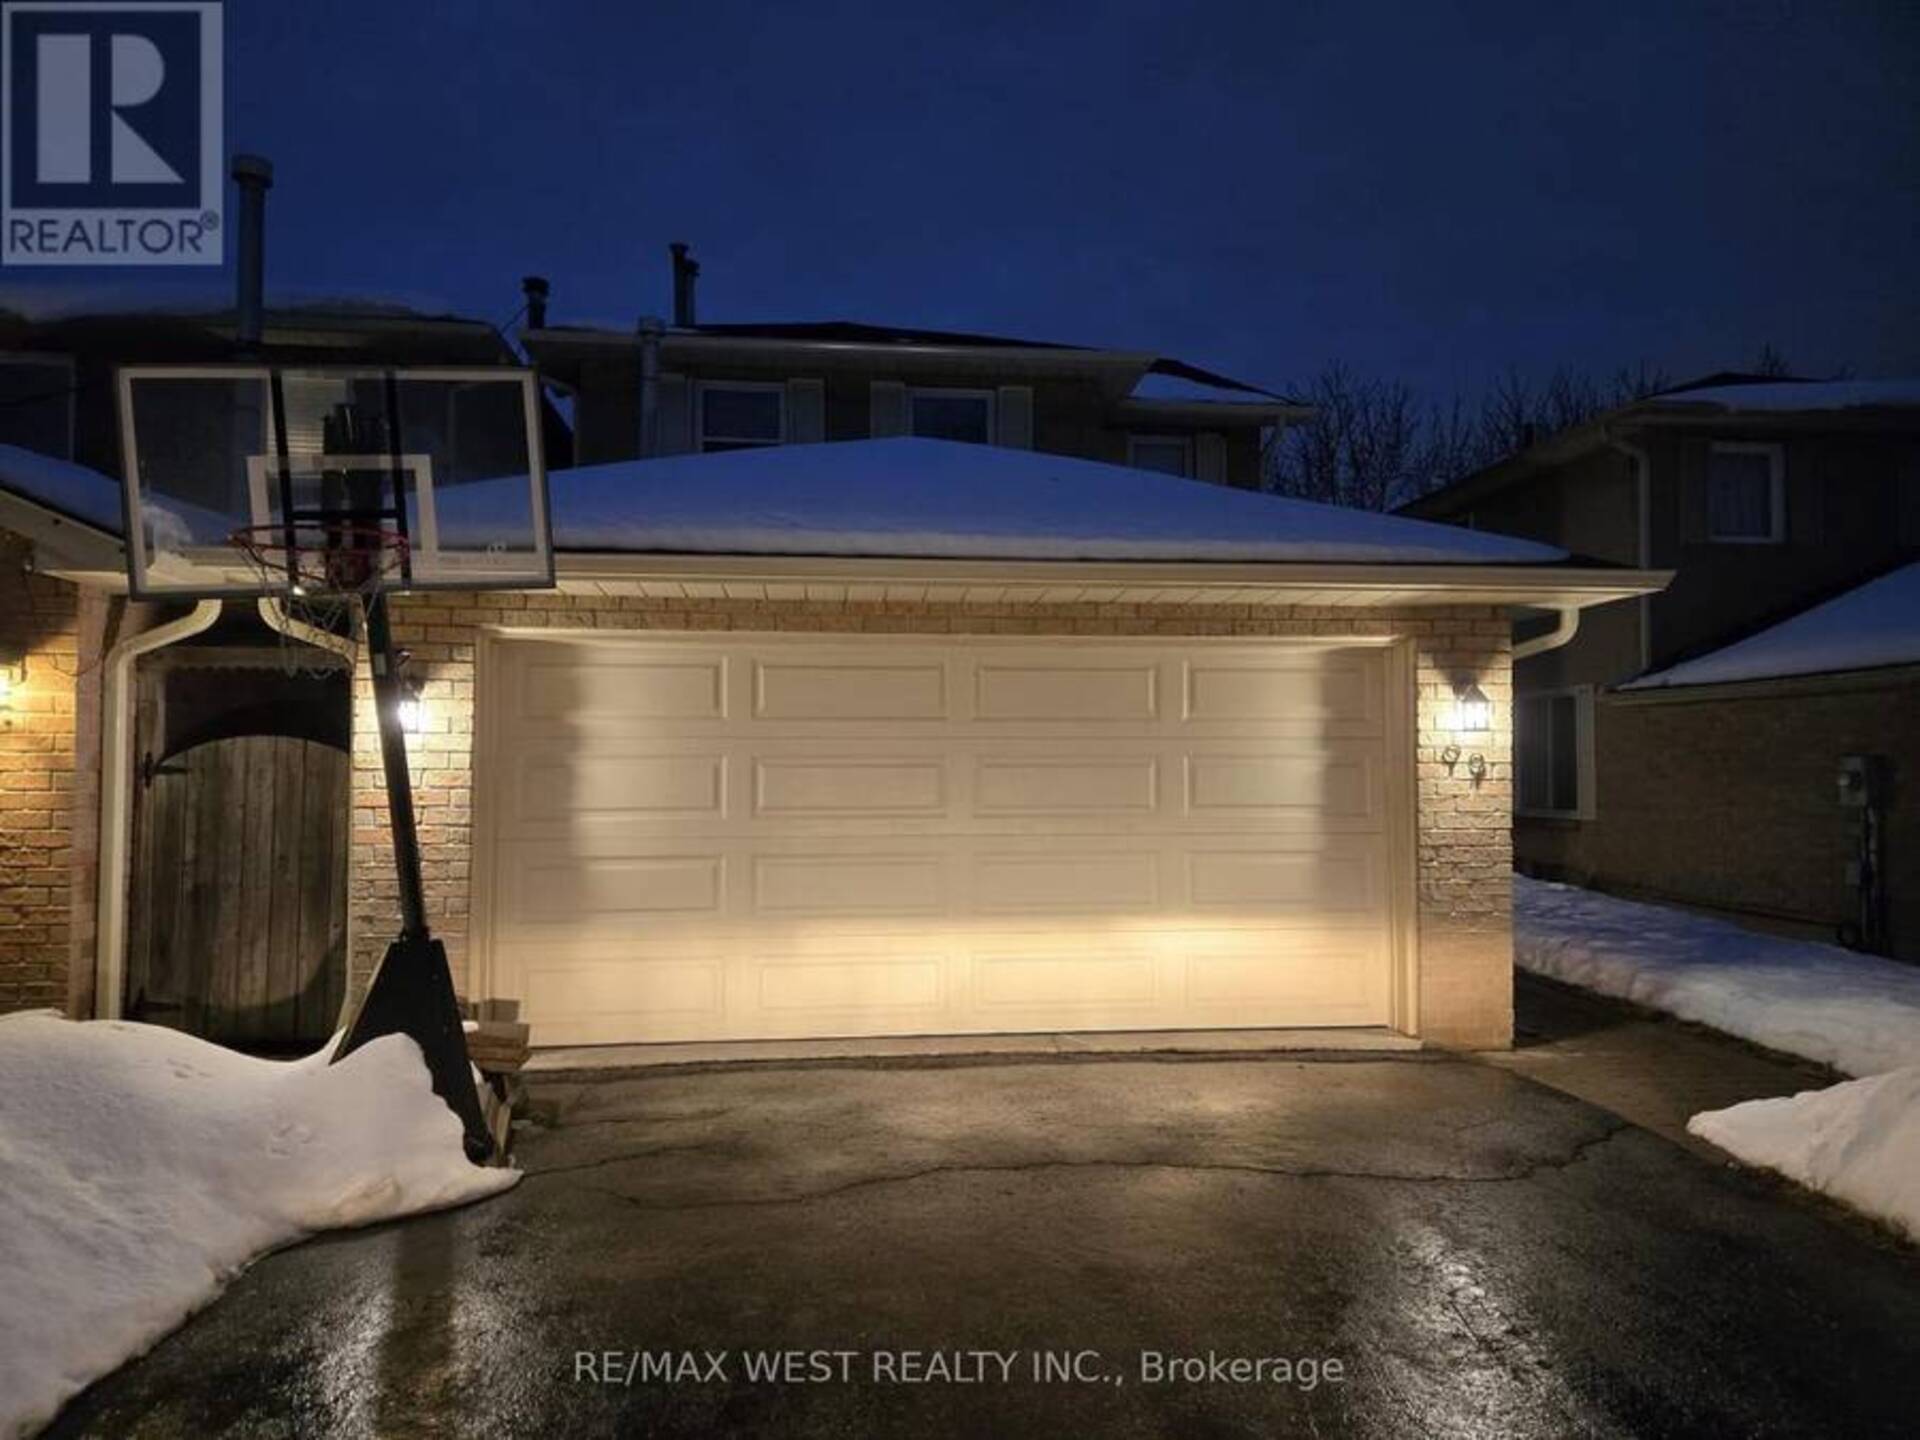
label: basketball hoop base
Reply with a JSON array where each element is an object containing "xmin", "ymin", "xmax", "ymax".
[{"xmin": 334, "ymin": 935, "xmax": 495, "ymax": 1165}]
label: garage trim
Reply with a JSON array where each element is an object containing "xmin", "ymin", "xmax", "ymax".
[{"xmin": 471, "ymin": 628, "xmax": 1422, "ymax": 1044}]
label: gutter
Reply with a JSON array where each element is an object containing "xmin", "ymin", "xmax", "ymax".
[
  {"xmin": 1513, "ymin": 607, "xmax": 1580, "ymax": 661},
  {"xmin": 95, "ymin": 599, "xmax": 223, "ymax": 1021}
]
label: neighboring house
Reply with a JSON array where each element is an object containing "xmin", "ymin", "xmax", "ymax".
[
  {"xmin": 521, "ymin": 248, "xmax": 1304, "ymax": 485},
  {"xmin": 1403, "ymin": 377, "xmax": 1920, "ymax": 960},
  {"xmin": 0, "ymin": 297, "xmax": 549, "ymax": 1048}
]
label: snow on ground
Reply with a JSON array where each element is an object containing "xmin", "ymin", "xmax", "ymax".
[
  {"xmin": 1620, "ymin": 561, "xmax": 1920, "ymax": 690},
  {"xmin": 1649, "ymin": 378, "xmax": 1920, "ymax": 413},
  {"xmin": 1515, "ymin": 875, "xmax": 1920, "ymax": 1079},
  {"xmin": 1689, "ymin": 1067, "xmax": 1920, "ymax": 1242},
  {"xmin": 0, "ymin": 1012, "xmax": 517, "ymax": 1438}
]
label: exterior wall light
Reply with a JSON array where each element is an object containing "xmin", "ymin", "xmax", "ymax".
[
  {"xmin": 1443, "ymin": 683, "xmax": 1491, "ymax": 784},
  {"xmin": 392, "ymin": 649, "xmax": 428, "ymax": 734},
  {"xmin": 0, "ymin": 651, "xmax": 23, "ymax": 723},
  {"xmin": 1452, "ymin": 683, "xmax": 1492, "ymax": 737}
]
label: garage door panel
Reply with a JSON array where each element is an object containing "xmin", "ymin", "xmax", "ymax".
[
  {"xmin": 972, "ymin": 850, "xmax": 1161, "ymax": 913},
  {"xmin": 751, "ymin": 854, "xmax": 948, "ymax": 916},
  {"xmin": 503, "ymin": 854, "xmax": 724, "ymax": 921},
  {"xmin": 1186, "ymin": 848, "xmax": 1381, "ymax": 914},
  {"xmin": 515, "ymin": 648, "xmax": 728, "ymax": 727},
  {"xmin": 483, "ymin": 636, "xmax": 1403, "ymax": 1044},
  {"xmin": 973, "ymin": 756, "xmax": 1160, "ymax": 816},
  {"xmin": 1184, "ymin": 749, "xmax": 1382, "ymax": 820},
  {"xmin": 973, "ymin": 662, "xmax": 1161, "ymax": 723},
  {"xmin": 755, "ymin": 956, "xmax": 947, "ymax": 1013},
  {"xmin": 1182, "ymin": 654, "xmax": 1384, "ymax": 732},
  {"xmin": 512, "ymin": 751, "xmax": 727, "ymax": 824},
  {"xmin": 753, "ymin": 757, "xmax": 948, "ymax": 816},
  {"xmin": 753, "ymin": 659, "xmax": 951, "ymax": 721}
]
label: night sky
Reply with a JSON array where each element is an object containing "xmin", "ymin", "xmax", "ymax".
[{"xmin": 7, "ymin": 0, "xmax": 1918, "ymax": 401}]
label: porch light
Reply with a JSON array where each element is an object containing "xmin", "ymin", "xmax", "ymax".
[
  {"xmin": 1451, "ymin": 683, "xmax": 1492, "ymax": 737},
  {"xmin": 393, "ymin": 650, "xmax": 427, "ymax": 733},
  {"xmin": 0, "ymin": 651, "xmax": 22, "ymax": 716}
]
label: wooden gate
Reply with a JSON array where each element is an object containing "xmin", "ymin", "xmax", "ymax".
[{"xmin": 126, "ymin": 735, "xmax": 349, "ymax": 1051}]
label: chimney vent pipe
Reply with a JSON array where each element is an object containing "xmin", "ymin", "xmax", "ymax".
[
  {"xmin": 521, "ymin": 275, "xmax": 550, "ymax": 329},
  {"xmin": 231, "ymin": 154, "xmax": 273, "ymax": 352},
  {"xmin": 669, "ymin": 242, "xmax": 699, "ymax": 327}
]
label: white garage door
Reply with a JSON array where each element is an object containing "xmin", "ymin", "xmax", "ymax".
[{"xmin": 479, "ymin": 635, "xmax": 1405, "ymax": 1046}]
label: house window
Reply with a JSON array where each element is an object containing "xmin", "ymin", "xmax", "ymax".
[
  {"xmin": 1128, "ymin": 435, "xmax": 1191, "ymax": 477},
  {"xmin": 697, "ymin": 382, "xmax": 784, "ymax": 452},
  {"xmin": 909, "ymin": 389, "xmax": 994, "ymax": 445},
  {"xmin": 0, "ymin": 354, "xmax": 75, "ymax": 459},
  {"xmin": 1516, "ymin": 687, "xmax": 1593, "ymax": 819},
  {"xmin": 1706, "ymin": 442, "xmax": 1784, "ymax": 543}
]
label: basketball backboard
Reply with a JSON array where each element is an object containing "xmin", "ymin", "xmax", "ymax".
[{"xmin": 116, "ymin": 365, "xmax": 553, "ymax": 597}]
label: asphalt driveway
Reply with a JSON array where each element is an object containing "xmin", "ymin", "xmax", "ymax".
[{"xmin": 48, "ymin": 986, "xmax": 1920, "ymax": 1438}]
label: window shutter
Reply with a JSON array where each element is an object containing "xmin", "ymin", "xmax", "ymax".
[
  {"xmin": 1680, "ymin": 442, "xmax": 1707, "ymax": 542},
  {"xmin": 787, "ymin": 378, "xmax": 825, "ymax": 443},
  {"xmin": 994, "ymin": 386, "xmax": 1033, "ymax": 449},
  {"xmin": 655, "ymin": 375, "xmax": 692, "ymax": 455},
  {"xmin": 1195, "ymin": 432, "xmax": 1227, "ymax": 484},
  {"xmin": 869, "ymin": 381, "xmax": 907, "ymax": 437}
]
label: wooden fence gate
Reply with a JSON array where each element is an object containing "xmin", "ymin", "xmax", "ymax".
[{"xmin": 126, "ymin": 735, "xmax": 349, "ymax": 1051}]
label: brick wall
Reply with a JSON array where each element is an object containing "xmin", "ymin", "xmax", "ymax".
[
  {"xmin": 351, "ymin": 592, "xmax": 1514, "ymax": 1048},
  {"xmin": 0, "ymin": 530, "xmax": 85, "ymax": 1013},
  {"xmin": 1518, "ymin": 673, "xmax": 1920, "ymax": 960}
]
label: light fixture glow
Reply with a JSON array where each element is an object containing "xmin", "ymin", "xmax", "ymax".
[
  {"xmin": 397, "ymin": 698, "xmax": 427, "ymax": 733},
  {"xmin": 1452, "ymin": 683, "xmax": 1492, "ymax": 737}
]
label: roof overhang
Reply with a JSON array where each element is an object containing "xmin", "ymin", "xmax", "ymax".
[
  {"xmin": 0, "ymin": 486, "xmax": 124, "ymax": 583},
  {"xmin": 551, "ymin": 551, "xmax": 1669, "ymax": 611},
  {"xmin": 1118, "ymin": 397, "xmax": 1313, "ymax": 427},
  {"xmin": 525, "ymin": 326, "xmax": 1157, "ymax": 387}
]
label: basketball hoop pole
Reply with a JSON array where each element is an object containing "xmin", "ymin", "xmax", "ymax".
[{"xmin": 319, "ymin": 401, "xmax": 493, "ymax": 1164}]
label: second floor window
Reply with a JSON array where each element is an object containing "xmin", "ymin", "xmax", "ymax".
[
  {"xmin": 909, "ymin": 389, "xmax": 993, "ymax": 445},
  {"xmin": 698, "ymin": 383, "xmax": 784, "ymax": 452},
  {"xmin": 1128, "ymin": 435, "xmax": 1191, "ymax": 477},
  {"xmin": 1706, "ymin": 442, "xmax": 1784, "ymax": 543}
]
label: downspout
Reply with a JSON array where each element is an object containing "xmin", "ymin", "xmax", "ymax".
[
  {"xmin": 637, "ymin": 315, "xmax": 664, "ymax": 457},
  {"xmin": 94, "ymin": 599, "xmax": 223, "ymax": 1020},
  {"xmin": 1513, "ymin": 606, "xmax": 1581, "ymax": 661},
  {"xmin": 1604, "ymin": 426, "xmax": 1655, "ymax": 673}
]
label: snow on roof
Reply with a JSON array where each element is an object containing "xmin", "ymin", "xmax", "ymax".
[
  {"xmin": 0, "ymin": 436, "xmax": 1568, "ymax": 566},
  {"xmin": 544, "ymin": 437, "xmax": 1565, "ymax": 564},
  {"xmin": 1621, "ymin": 562, "xmax": 1920, "ymax": 690},
  {"xmin": 0, "ymin": 443, "xmax": 123, "ymax": 531},
  {"xmin": 1646, "ymin": 379, "xmax": 1920, "ymax": 414},
  {"xmin": 1129, "ymin": 371, "xmax": 1273, "ymax": 404}
]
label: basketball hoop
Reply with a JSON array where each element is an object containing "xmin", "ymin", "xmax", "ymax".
[
  {"xmin": 230, "ymin": 522, "xmax": 409, "ymax": 676},
  {"xmin": 230, "ymin": 520, "xmax": 411, "ymax": 598}
]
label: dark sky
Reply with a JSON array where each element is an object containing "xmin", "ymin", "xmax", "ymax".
[{"xmin": 10, "ymin": 0, "xmax": 1920, "ymax": 401}]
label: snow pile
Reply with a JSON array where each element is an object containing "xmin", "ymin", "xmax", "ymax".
[
  {"xmin": 0, "ymin": 1012, "xmax": 517, "ymax": 1437},
  {"xmin": 1650, "ymin": 378, "xmax": 1920, "ymax": 413},
  {"xmin": 1689, "ymin": 1067, "xmax": 1920, "ymax": 1241},
  {"xmin": 1515, "ymin": 876, "xmax": 1920, "ymax": 1078},
  {"xmin": 1620, "ymin": 562, "xmax": 1920, "ymax": 690}
]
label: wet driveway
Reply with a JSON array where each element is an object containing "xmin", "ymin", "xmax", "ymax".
[{"xmin": 46, "ymin": 994, "xmax": 1920, "ymax": 1438}]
